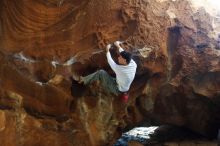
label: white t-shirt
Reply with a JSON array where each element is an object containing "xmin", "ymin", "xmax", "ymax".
[{"xmin": 106, "ymin": 47, "xmax": 137, "ymax": 92}]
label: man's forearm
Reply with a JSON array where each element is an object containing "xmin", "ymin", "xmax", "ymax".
[
  {"xmin": 115, "ymin": 45, "xmax": 124, "ymax": 52},
  {"xmin": 118, "ymin": 47, "xmax": 124, "ymax": 52},
  {"xmin": 114, "ymin": 41, "xmax": 124, "ymax": 52},
  {"xmin": 106, "ymin": 52, "xmax": 116, "ymax": 71}
]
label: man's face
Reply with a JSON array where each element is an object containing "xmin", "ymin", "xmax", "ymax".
[{"xmin": 118, "ymin": 55, "xmax": 127, "ymax": 65}]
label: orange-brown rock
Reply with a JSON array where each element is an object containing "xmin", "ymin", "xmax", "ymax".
[
  {"xmin": 128, "ymin": 141, "xmax": 144, "ymax": 146},
  {"xmin": 0, "ymin": 0, "xmax": 219, "ymax": 146}
]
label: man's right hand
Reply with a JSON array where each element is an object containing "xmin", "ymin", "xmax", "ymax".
[{"xmin": 106, "ymin": 44, "xmax": 112, "ymax": 52}]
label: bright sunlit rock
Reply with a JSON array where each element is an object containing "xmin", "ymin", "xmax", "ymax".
[
  {"xmin": 114, "ymin": 126, "xmax": 159, "ymax": 146},
  {"xmin": 125, "ymin": 127, "xmax": 159, "ymax": 139},
  {"xmin": 190, "ymin": 0, "xmax": 220, "ymax": 16}
]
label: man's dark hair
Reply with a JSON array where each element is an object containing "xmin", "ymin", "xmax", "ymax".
[{"xmin": 120, "ymin": 51, "xmax": 132, "ymax": 64}]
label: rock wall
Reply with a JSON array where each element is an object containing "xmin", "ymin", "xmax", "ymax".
[
  {"xmin": 0, "ymin": 0, "xmax": 219, "ymax": 145},
  {"xmin": 128, "ymin": 140, "xmax": 218, "ymax": 146}
]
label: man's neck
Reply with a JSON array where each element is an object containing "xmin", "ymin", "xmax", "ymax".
[{"xmin": 119, "ymin": 62, "xmax": 128, "ymax": 65}]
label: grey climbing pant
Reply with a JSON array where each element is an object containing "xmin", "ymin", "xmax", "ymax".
[{"xmin": 82, "ymin": 70, "xmax": 119, "ymax": 95}]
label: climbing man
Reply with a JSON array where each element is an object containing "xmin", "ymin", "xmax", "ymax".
[{"xmin": 73, "ymin": 41, "xmax": 137, "ymax": 103}]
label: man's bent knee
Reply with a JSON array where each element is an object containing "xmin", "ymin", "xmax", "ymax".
[{"xmin": 98, "ymin": 69, "xmax": 107, "ymax": 75}]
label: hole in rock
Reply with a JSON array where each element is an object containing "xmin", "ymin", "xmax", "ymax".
[
  {"xmin": 167, "ymin": 26, "xmax": 183, "ymax": 79},
  {"xmin": 196, "ymin": 43, "xmax": 208, "ymax": 49},
  {"xmin": 167, "ymin": 26, "xmax": 181, "ymax": 55}
]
